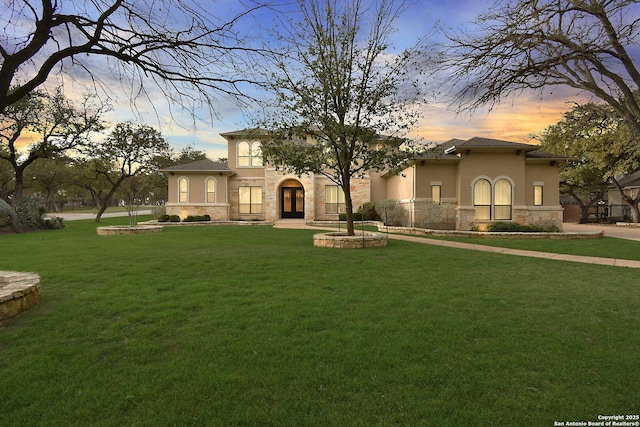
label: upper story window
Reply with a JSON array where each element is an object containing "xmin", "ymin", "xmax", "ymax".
[
  {"xmin": 178, "ymin": 177, "xmax": 189, "ymax": 203},
  {"xmin": 237, "ymin": 141, "xmax": 263, "ymax": 167},
  {"xmin": 206, "ymin": 177, "xmax": 216, "ymax": 203}
]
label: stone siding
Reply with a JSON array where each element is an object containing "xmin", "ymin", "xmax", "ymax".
[{"xmin": 166, "ymin": 204, "xmax": 230, "ymax": 221}]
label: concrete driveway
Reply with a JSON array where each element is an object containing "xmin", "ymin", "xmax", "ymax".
[{"xmin": 562, "ymin": 222, "xmax": 640, "ymax": 241}]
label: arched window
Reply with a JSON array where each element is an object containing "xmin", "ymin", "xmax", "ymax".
[
  {"xmin": 474, "ymin": 179, "xmax": 491, "ymax": 220},
  {"xmin": 178, "ymin": 177, "xmax": 188, "ymax": 203},
  {"xmin": 206, "ymin": 177, "xmax": 216, "ymax": 203},
  {"xmin": 494, "ymin": 179, "xmax": 512, "ymax": 220},
  {"xmin": 473, "ymin": 177, "xmax": 513, "ymax": 220},
  {"xmin": 237, "ymin": 141, "xmax": 262, "ymax": 167}
]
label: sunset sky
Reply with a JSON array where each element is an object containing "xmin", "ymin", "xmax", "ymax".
[{"xmin": 20, "ymin": 0, "xmax": 587, "ymax": 160}]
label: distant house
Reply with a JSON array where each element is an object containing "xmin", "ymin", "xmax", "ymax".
[
  {"xmin": 607, "ymin": 170, "xmax": 640, "ymax": 221},
  {"xmin": 161, "ymin": 130, "xmax": 567, "ymax": 231}
]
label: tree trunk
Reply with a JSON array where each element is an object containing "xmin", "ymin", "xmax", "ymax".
[
  {"xmin": 630, "ymin": 204, "xmax": 640, "ymax": 223},
  {"xmin": 342, "ymin": 176, "xmax": 355, "ymax": 236},
  {"xmin": 13, "ymin": 168, "xmax": 24, "ymax": 207}
]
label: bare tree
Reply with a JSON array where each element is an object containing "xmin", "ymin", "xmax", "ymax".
[
  {"xmin": 440, "ymin": 0, "xmax": 640, "ymax": 140},
  {"xmin": 260, "ymin": 0, "xmax": 426, "ymax": 235},
  {"xmin": 0, "ymin": 0, "xmax": 267, "ymax": 114}
]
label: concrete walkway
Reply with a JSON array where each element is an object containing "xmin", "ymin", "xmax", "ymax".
[{"xmin": 274, "ymin": 220, "xmax": 640, "ymax": 269}]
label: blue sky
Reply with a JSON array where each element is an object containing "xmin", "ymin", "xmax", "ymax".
[{"xmin": 58, "ymin": 0, "xmax": 581, "ymax": 159}]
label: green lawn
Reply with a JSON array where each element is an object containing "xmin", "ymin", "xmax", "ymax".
[{"xmin": 1, "ymin": 218, "xmax": 638, "ymax": 426}]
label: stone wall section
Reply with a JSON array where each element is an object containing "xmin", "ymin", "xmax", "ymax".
[
  {"xmin": 0, "ymin": 271, "xmax": 41, "ymax": 324},
  {"xmin": 165, "ymin": 204, "xmax": 230, "ymax": 221}
]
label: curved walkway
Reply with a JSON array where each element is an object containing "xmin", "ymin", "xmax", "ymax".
[{"xmin": 275, "ymin": 220, "xmax": 640, "ymax": 269}]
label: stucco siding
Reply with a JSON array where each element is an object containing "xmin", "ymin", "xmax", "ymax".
[{"xmin": 386, "ymin": 166, "xmax": 414, "ymax": 200}]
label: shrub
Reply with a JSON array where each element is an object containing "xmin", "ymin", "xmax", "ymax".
[
  {"xmin": 359, "ymin": 202, "xmax": 380, "ymax": 221},
  {"xmin": 339, "ymin": 212, "xmax": 363, "ymax": 221},
  {"xmin": 14, "ymin": 195, "xmax": 43, "ymax": 230},
  {"xmin": 183, "ymin": 214, "xmax": 211, "ymax": 222},
  {"xmin": 158, "ymin": 214, "xmax": 182, "ymax": 222},
  {"xmin": 375, "ymin": 199, "xmax": 409, "ymax": 226},
  {"xmin": 41, "ymin": 216, "xmax": 66, "ymax": 229},
  {"xmin": 487, "ymin": 222, "xmax": 559, "ymax": 233}
]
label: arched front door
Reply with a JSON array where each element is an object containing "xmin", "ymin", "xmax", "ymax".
[{"xmin": 280, "ymin": 180, "xmax": 304, "ymax": 219}]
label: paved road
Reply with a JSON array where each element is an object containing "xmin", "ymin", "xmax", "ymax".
[{"xmin": 48, "ymin": 210, "xmax": 152, "ymax": 221}]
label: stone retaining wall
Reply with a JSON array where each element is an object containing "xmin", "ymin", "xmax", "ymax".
[
  {"xmin": 96, "ymin": 225, "xmax": 163, "ymax": 235},
  {"xmin": 0, "ymin": 271, "xmax": 41, "ymax": 324},
  {"xmin": 313, "ymin": 232, "xmax": 388, "ymax": 248}
]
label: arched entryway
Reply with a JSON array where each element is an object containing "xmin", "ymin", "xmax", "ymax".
[{"xmin": 280, "ymin": 179, "xmax": 305, "ymax": 219}]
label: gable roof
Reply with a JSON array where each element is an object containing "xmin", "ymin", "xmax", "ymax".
[
  {"xmin": 159, "ymin": 158, "xmax": 231, "ymax": 173},
  {"xmin": 219, "ymin": 128, "xmax": 269, "ymax": 138},
  {"xmin": 413, "ymin": 136, "xmax": 570, "ymax": 161},
  {"xmin": 616, "ymin": 170, "xmax": 640, "ymax": 188}
]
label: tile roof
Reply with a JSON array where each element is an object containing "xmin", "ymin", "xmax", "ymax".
[{"xmin": 160, "ymin": 158, "xmax": 230, "ymax": 172}]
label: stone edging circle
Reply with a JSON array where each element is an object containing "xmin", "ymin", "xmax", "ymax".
[
  {"xmin": 313, "ymin": 231, "xmax": 388, "ymax": 248},
  {"xmin": 96, "ymin": 225, "xmax": 163, "ymax": 236}
]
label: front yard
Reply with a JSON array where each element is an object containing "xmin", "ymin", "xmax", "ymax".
[{"xmin": 0, "ymin": 217, "xmax": 638, "ymax": 426}]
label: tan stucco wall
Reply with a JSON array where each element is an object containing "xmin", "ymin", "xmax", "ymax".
[
  {"xmin": 386, "ymin": 166, "xmax": 414, "ymax": 201},
  {"xmin": 414, "ymin": 162, "xmax": 458, "ymax": 199},
  {"xmin": 457, "ymin": 151, "xmax": 527, "ymax": 207},
  {"xmin": 167, "ymin": 173, "xmax": 229, "ymax": 204},
  {"xmin": 524, "ymin": 162, "xmax": 561, "ymax": 206}
]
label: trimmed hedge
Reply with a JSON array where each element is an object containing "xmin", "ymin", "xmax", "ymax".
[
  {"xmin": 183, "ymin": 214, "xmax": 211, "ymax": 222},
  {"xmin": 487, "ymin": 222, "xmax": 559, "ymax": 233},
  {"xmin": 158, "ymin": 214, "xmax": 181, "ymax": 223}
]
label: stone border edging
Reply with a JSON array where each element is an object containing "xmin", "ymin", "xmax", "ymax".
[
  {"xmin": 313, "ymin": 231, "xmax": 388, "ymax": 248},
  {"xmin": 0, "ymin": 271, "xmax": 41, "ymax": 324},
  {"xmin": 97, "ymin": 225, "xmax": 163, "ymax": 235}
]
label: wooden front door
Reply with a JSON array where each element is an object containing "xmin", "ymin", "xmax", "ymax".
[{"xmin": 281, "ymin": 187, "xmax": 304, "ymax": 219}]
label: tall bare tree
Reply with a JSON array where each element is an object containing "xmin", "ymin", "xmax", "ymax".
[
  {"xmin": 440, "ymin": 0, "xmax": 640, "ymax": 140},
  {"xmin": 260, "ymin": 0, "xmax": 426, "ymax": 235},
  {"xmin": 0, "ymin": 0, "xmax": 266, "ymax": 114}
]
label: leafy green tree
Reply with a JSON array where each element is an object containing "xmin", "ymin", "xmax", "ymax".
[
  {"xmin": 441, "ymin": 0, "xmax": 640, "ymax": 141},
  {"xmin": 81, "ymin": 122, "xmax": 170, "ymax": 222},
  {"xmin": 30, "ymin": 155, "xmax": 75, "ymax": 213},
  {"xmin": 0, "ymin": 88, "xmax": 105, "ymax": 205},
  {"xmin": 260, "ymin": 0, "xmax": 426, "ymax": 235},
  {"xmin": 534, "ymin": 103, "xmax": 640, "ymax": 222}
]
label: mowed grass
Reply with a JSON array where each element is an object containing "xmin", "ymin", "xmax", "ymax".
[{"xmin": 1, "ymin": 218, "xmax": 638, "ymax": 426}]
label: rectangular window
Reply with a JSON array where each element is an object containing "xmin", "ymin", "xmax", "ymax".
[
  {"xmin": 325, "ymin": 185, "xmax": 345, "ymax": 214},
  {"xmin": 239, "ymin": 186, "xmax": 262, "ymax": 214},
  {"xmin": 534, "ymin": 184, "xmax": 544, "ymax": 206},
  {"xmin": 431, "ymin": 184, "xmax": 441, "ymax": 204}
]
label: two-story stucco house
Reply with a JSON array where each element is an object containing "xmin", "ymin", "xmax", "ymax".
[{"xmin": 161, "ymin": 130, "xmax": 567, "ymax": 231}]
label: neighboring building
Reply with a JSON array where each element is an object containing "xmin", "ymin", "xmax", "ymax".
[
  {"xmin": 606, "ymin": 170, "xmax": 640, "ymax": 221},
  {"xmin": 161, "ymin": 130, "xmax": 567, "ymax": 231}
]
